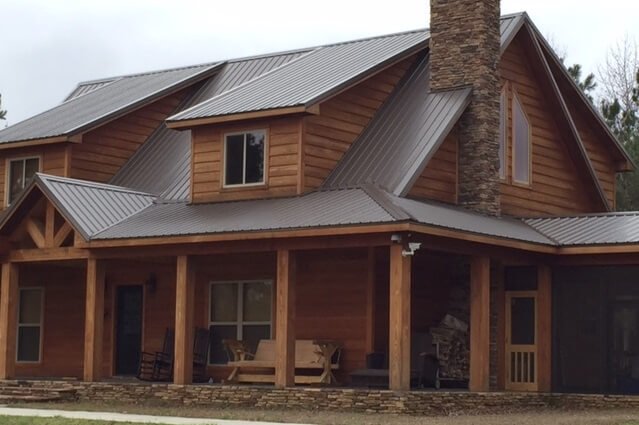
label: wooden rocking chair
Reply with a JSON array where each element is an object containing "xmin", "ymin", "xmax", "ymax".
[{"xmin": 137, "ymin": 328, "xmax": 175, "ymax": 381}]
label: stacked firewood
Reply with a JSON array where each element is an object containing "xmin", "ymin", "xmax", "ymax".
[{"xmin": 430, "ymin": 314, "xmax": 469, "ymax": 380}]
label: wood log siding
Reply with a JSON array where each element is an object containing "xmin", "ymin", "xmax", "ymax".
[
  {"xmin": 189, "ymin": 57, "xmax": 416, "ymax": 202},
  {"xmin": 193, "ymin": 249, "xmax": 369, "ymax": 383},
  {"xmin": 498, "ymin": 38, "xmax": 596, "ymax": 216},
  {"xmin": 0, "ymin": 144, "xmax": 68, "ymax": 208},
  {"xmin": 408, "ymin": 127, "xmax": 459, "ymax": 203},
  {"xmin": 70, "ymin": 89, "xmax": 189, "ymax": 183},
  {"xmin": 15, "ymin": 265, "xmax": 86, "ymax": 379},
  {"xmin": 564, "ymin": 97, "xmax": 617, "ymax": 208},
  {"xmin": 302, "ymin": 57, "xmax": 416, "ymax": 191}
]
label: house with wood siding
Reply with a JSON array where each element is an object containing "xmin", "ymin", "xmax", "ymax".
[{"xmin": 0, "ymin": 0, "xmax": 637, "ymax": 397}]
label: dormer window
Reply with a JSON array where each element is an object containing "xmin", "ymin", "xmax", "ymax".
[
  {"xmin": 223, "ymin": 130, "xmax": 266, "ymax": 187},
  {"xmin": 512, "ymin": 93, "xmax": 531, "ymax": 185},
  {"xmin": 7, "ymin": 157, "xmax": 40, "ymax": 205}
]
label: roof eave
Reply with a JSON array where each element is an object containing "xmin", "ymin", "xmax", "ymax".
[
  {"xmin": 165, "ymin": 105, "xmax": 319, "ymax": 130},
  {"xmin": 0, "ymin": 135, "xmax": 81, "ymax": 150}
]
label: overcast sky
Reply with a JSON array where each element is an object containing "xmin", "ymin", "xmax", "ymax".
[{"xmin": 1, "ymin": 0, "xmax": 638, "ymax": 126}]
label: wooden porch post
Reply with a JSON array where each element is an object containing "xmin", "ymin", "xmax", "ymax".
[
  {"xmin": 84, "ymin": 258, "xmax": 105, "ymax": 382},
  {"xmin": 174, "ymin": 255, "xmax": 195, "ymax": 385},
  {"xmin": 0, "ymin": 263, "xmax": 19, "ymax": 379},
  {"xmin": 389, "ymin": 243, "xmax": 411, "ymax": 391},
  {"xmin": 275, "ymin": 249, "xmax": 296, "ymax": 388},
  {"xmin": 469, "ymin": 256, "xmax": 490, "ymax": 392},
  {"xmin": 537, "ymin": 264, "xmax": 552, "ymax": 392}
]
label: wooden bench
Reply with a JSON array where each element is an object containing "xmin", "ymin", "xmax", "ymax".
[{"xmin": 223, "ymin": 339, "xmax": 341, "ymax": 385}]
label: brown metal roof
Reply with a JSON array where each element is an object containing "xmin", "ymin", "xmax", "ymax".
[
  {"xmin": 324, "ymin": 55, "xmax": 471, "ymax": 195},
  {"xmin": 0, "ymin": 63, "xmax": 222, "ymax": 144},
  {"xmin": 110, "ymin": 51, "xmax": 307, "ymax": 201},
  {"xmin": 167, "ymin": 30, "xmax": 429, "ymax": 123}
]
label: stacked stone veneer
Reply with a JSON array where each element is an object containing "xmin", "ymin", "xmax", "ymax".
[
  {"xmin": 18, "ymin": 380, "xmax": 639, "ymax": 414},
  {"xmin": 429, "ymin": 0, "xmax": 501, "ymax": 215}
]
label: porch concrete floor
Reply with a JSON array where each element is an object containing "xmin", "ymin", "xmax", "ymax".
[{"xmin": 0, "ymin": 407, "xmax": 310, "ymax": 425}]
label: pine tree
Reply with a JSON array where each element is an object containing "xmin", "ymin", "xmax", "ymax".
[
  {"xmin": 602, "ymin": 69, "xmax": 639, "ymax": 210},
  {"xmin": 567, "ymin": 64, "xmax": 597, "ymax": 103}
]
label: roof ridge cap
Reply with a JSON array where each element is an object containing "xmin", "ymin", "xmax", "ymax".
[{"xmin": 75, "ymin": 61, "xmax": 223, "ymax": 85}]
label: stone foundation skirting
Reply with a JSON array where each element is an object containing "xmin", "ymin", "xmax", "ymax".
[{"xmin": 19, "ymin": 381, "xmax": 639, "ymax": 415}]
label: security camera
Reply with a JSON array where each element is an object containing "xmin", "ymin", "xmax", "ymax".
[
  {"xmin": 402, "ymin": 242, "xmax": 422, "ymax": 257},
  {"xmin": 391, "ymin": 233, "xmax": 402, "ymax": 243}
]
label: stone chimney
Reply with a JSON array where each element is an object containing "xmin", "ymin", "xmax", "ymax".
[{"xmin": 429, "ymin": 0, "xmax": 501, "ymax": 215}]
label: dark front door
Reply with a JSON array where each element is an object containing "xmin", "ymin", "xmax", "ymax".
[{"xmin": 115, "ymin": 286, "xmax": 143, "ymax": 376}]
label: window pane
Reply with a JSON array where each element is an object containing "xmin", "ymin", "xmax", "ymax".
[
  {"xmin": 225, "ymin": 134, "xmax": 245, "ymax": 185},
  {"xmin": 24, "ymin": 158, "xmax": 39, "ymax": 184},
  {"xmin": 499, "ymin": 89, "xmax": 507, "ymax": 179},
  {"xmin": 244, "ymin": 131, "xmax": 265, "ymax": 184},
  {"xmin": 211, "ymin": 283, "xmax": 238, "ymax": 322},
  {"xmin": 208, "ymin": 325, "xmax": 237, "ymax": 364},
  {"xmin": 17, "ymin": 326, "xmax": 40, "ymax": 362},
  {"xmin": 242, "ymin": 325, "xmax": 271, "ymax": 357},
  {"xmin": 19, "ymin": 289, "xmax": 42, "ymax": 325},
  {"xmin": 9, "ymin": 160, "xmax": 24, "ymax": 204},
  {"xmin": 513, "ymin": 96, "xmax": 530, "ymax": 184},
  {"xmin": 243, "ymin": 281, "xmax": 272, "ymax": 322}
]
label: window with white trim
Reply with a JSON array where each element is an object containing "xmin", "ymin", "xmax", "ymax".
[
  {"xmin": 17, "ymin": 288, "xmax": 43, "ymax": 363},
  {"xmin": 512, "ymin": 94, "xmax": 531, "ymax": 185},
  {"xmin": 223, "ymin": 130, "xmax": 266, "ymax": 187},
  {"xmin": 499, "ymin": 87, "xmax": 508, "ymax": 179},
  {"xmin": 208, "ymin": 281, "xmax": 272, "ymax": 364},
  {"xmin": 8, "ymin": 157, "xmax": 40, "ymax": 205}
]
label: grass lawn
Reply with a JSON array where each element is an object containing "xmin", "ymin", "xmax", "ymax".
[
  {"xmin": 0, "ymin": 417, "xmax": 151, "ymax": 425},
  {"xmin": 15, "ymin": 402, "xmax": 639, "ymax": 425}
]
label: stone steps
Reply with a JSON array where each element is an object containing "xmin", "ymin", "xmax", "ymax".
[{"xmin": 0, "ymin": 381, "xmax": 77, "ymax": 404}]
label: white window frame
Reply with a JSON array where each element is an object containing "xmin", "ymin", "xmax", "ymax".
[
  {"xmin": 6, "ymin": 156, "xmax": 41, "ymax": 206},
  {"xmin": 16, "ymin": 287, "xmax": 44, "ymax": 364},
  {"xmin": 511, "ymin": 91, "xmax": 532, "ymax": 186},
  {"xmin": 208, "ymin": 280, "xmax": 273, "ymax": 365},
  {"xmin": 222, "ymin": 129, "xmax": 267, "ymax": 188}
]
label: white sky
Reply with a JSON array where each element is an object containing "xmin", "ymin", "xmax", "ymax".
[{"xmin": 1, "ymin": 0, "xmax": 638, "ymax": 125}]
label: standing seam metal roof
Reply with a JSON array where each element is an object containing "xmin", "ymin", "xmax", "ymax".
[
  {"xmin": 168, "ymin": 30, "xmax": 429, "ymax": 121},
  {"xmin": 0, "ymin": 63, "xmax": 222, "ymax": 144},
  {"xmin": 35, "ymin": 174, "xmax": 156, "ymax": 239},
  {"xmin": 110, "ymin": 51, "xmax": 307, "ymax": 200},
  {"xmin": 526, "ymin": 214, "xmax": 639, "ymax": 246},
  {"xmin": 324, "ymin": 55, "xmax": 472, "ymax": 195},
  {"xmin": 5, "ymin": 173, "xmax": 639, "ymax": 248},
  {"xmin": 93, "ymin": 187, "xmax": 396, "ymax": 240}
]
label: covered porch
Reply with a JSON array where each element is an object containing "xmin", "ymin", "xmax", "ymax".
[{"xmin": 0, "ymin": 224, "xmax": 554, "ymax": 393}]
